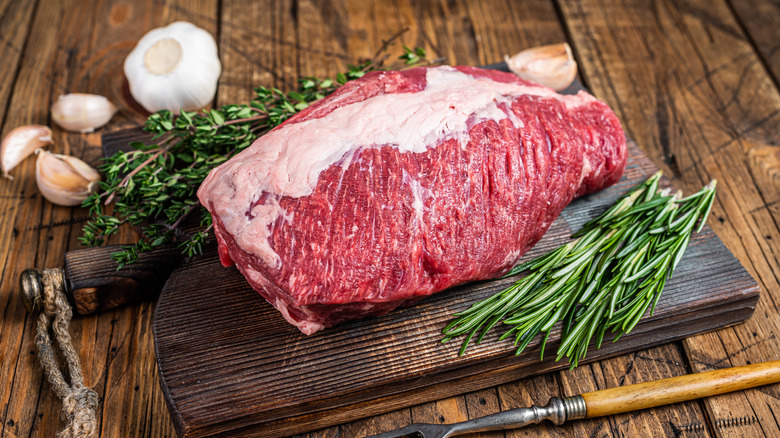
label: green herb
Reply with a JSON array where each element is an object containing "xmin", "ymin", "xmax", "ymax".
[
  {"xmin": 442, "ymin": 172, "xmax": 717, "ymax": 368},
  {"xmin": 80, "ymin": 31, "xmax": 435, "ymax": 268}
]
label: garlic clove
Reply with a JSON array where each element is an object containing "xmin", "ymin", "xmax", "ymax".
[
  {"xmin": 505, "ymin": 43, "xmax": 578, "ymax": 91},
  {"xmin": 124, "ymin": 21, "xmax": 221, "ymax": 114},
  {"xmin": 35, "ymin": 149, "xmax": 100, "ymax": 207},
  {"xmin": 1, "ymin": 125, "xmax": 53, "ymax": 179},
  {"xmin": 51, "ymin": 93, "xmax": 118, "ymax": 133}
]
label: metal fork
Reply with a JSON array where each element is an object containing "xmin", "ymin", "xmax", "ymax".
[{"xmin": 364, "ymin": 360, "xmax": 780, "ymax": 438}]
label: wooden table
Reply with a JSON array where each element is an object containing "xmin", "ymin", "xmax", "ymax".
[{"xmin": 1, "ymin": 0, "xmax": 779, "ymax": 436}]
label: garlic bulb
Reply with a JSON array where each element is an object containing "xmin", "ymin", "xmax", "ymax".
[
  {"xmin": 51, "ymin": 93, "xmax": 117, "ymax": 133},
  {"xmin": 1, "ymin": 125, "xmax": 53, "ymax": 179},
  {"xmin": 124, "ymin": 21, "xmax": 221, "ymax": 114},
  {"xmin": 36, "ymin": 149, "xmax": 100, "ymax": 206},
  {"xmin": 505, "ymin": 43, "xmax": 578, "ymax": 91}
]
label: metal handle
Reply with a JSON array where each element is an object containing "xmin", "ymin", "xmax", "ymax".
[{"xmin": 446, "ymin": 395, "xmax": 586, "ymax": 436}]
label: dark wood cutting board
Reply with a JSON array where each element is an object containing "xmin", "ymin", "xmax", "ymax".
[{"xmin": 102, "ymin": 80, "xmax": 760, "ymax": 438}]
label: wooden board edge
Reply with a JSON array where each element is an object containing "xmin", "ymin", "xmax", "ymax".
[
  {"xmin": 154, "ymin": 317, "xmax": 190, "ymax": 438},
  {"xmin": 173, "ymin": 288, "xmax": 759, "ymax": 437}
]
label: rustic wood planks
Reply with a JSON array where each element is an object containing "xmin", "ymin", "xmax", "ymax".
[
  {"xmin": 1, "ymin": 0, "xmax": 779, "ymax": 437},
  {"xmin": 0, "ymin": 1, "xmax": 215, "ymax": 436},
  {"xmin": 555, "ymin": 0, "xmax": 780, "ymax": 437}
]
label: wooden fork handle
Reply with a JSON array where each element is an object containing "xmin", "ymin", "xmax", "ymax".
[{"xmin": 583, "ymin": 359, "xmax": 780, "ymax": 418}]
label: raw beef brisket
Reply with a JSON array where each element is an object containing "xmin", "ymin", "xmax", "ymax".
[{"xmin": 197, "ymin": 66, "xmax": 627, "ymax": 335}]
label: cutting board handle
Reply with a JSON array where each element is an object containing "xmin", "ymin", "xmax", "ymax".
[{"xmin": 20, "ymin": 244, "xmax": 182, "ymax": 315}]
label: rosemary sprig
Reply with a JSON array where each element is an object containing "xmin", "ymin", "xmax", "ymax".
[
  {"xmin": 80, "ymin": 34, "xmax": 433, "ymax": 268},
  {"xmin": 442, "ymin": 172, "xmax": 717, "ymax": 368}
]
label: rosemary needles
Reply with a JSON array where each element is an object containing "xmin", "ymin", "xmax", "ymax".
[{"xmin": 442, "ymin": 172, "xmax": 717, "ymax": 368}]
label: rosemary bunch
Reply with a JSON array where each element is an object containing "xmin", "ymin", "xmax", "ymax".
[
  {"xmin": 80, "ymin": 38, "xmax": 432, "ymax": 268},
  {"xmin": 442, "ymin": 172, "xmax": 717, "ymax": 368}
]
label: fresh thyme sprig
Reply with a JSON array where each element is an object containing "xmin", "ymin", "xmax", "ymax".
[
  {"xmin": 442, "ymin": 172, "xmax": 717, "ymax": 368},
  {"xmin": 80, "ymin": 33, "xmax": 434, "ymax": 268}
]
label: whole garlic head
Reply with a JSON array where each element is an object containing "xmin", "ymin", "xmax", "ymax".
[
  {"xmin": 36, "ymin": 150, "xmax": 100, "ymax": 206},
  {"xmin": 124, "ymin": 21, "xmax": 221, "ymax": 114}
]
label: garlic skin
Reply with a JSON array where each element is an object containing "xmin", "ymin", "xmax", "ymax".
[
  {"xmin": 124, "ymin": 21, "xmax": 221, "ymax": 114},
  {"xmin": 36, "ymin": 150, "xmax": 100, "ymax": 206},
  {"xmin": 505, "ymin": 43, "xmax": 578, "ymax": 91},
  {"xmin": 1, "ymin": 125, "xmax": 53, "ymax": 179},
  {"xmin": 51, "ymin": 93, "xmax": 118, "ymax": 133}
]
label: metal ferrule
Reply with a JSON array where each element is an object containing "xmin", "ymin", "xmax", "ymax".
[
  {"xmin": 563, "ymin": 395, "xmax": 587, "ymax": 421},
  {"xmin": 19, "ymin": 267, "xmax": 66, "ymax": 313}
]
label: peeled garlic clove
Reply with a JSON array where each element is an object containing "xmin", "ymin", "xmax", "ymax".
[
  {"xmin": 505, "ymin": 43, "xmax": 578, "ymax": 91},
  {"xmin": 51, "ymin": 93, "xmax": 118, "ymax": 133},
  {"xmin": 1, "ymin": 125, "xmax": 53, "ymax": 179},
  {"xmin": 124, "ymin": 21, "xmax": 221, "ymax": 114},
  {"xmin": 36, "ymin": 149, "xmax": 100, "ymax": 206}
]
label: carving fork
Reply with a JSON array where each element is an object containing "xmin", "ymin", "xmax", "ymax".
[{"xmin": 366, "ymin": 359, "xmax": 780, "ymax": 438}]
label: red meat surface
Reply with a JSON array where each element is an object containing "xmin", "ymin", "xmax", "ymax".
[{"xmin": 198, "ymin": 66, "xmax": 627, "ymax": 334}]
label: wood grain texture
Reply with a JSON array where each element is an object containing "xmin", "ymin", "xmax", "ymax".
[
  {"xmin": 1, "ymin": 1, "xmax": 779, "ymax": 437},
  {"xmin": 0, "ymin": 1, "xmax": 215, "ymax": 437},
  {"xmin": 555, "ymin": 0, "xmax": 780, "ymax": 437},
  {"xmin": 728, "ymin": 0, "xmax": 780, "ymax": 88}
]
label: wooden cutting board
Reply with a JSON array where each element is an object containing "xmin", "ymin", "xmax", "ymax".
[{"xmin": 103, "ymin": 79, "xmax": 760, "ymax": 438}]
